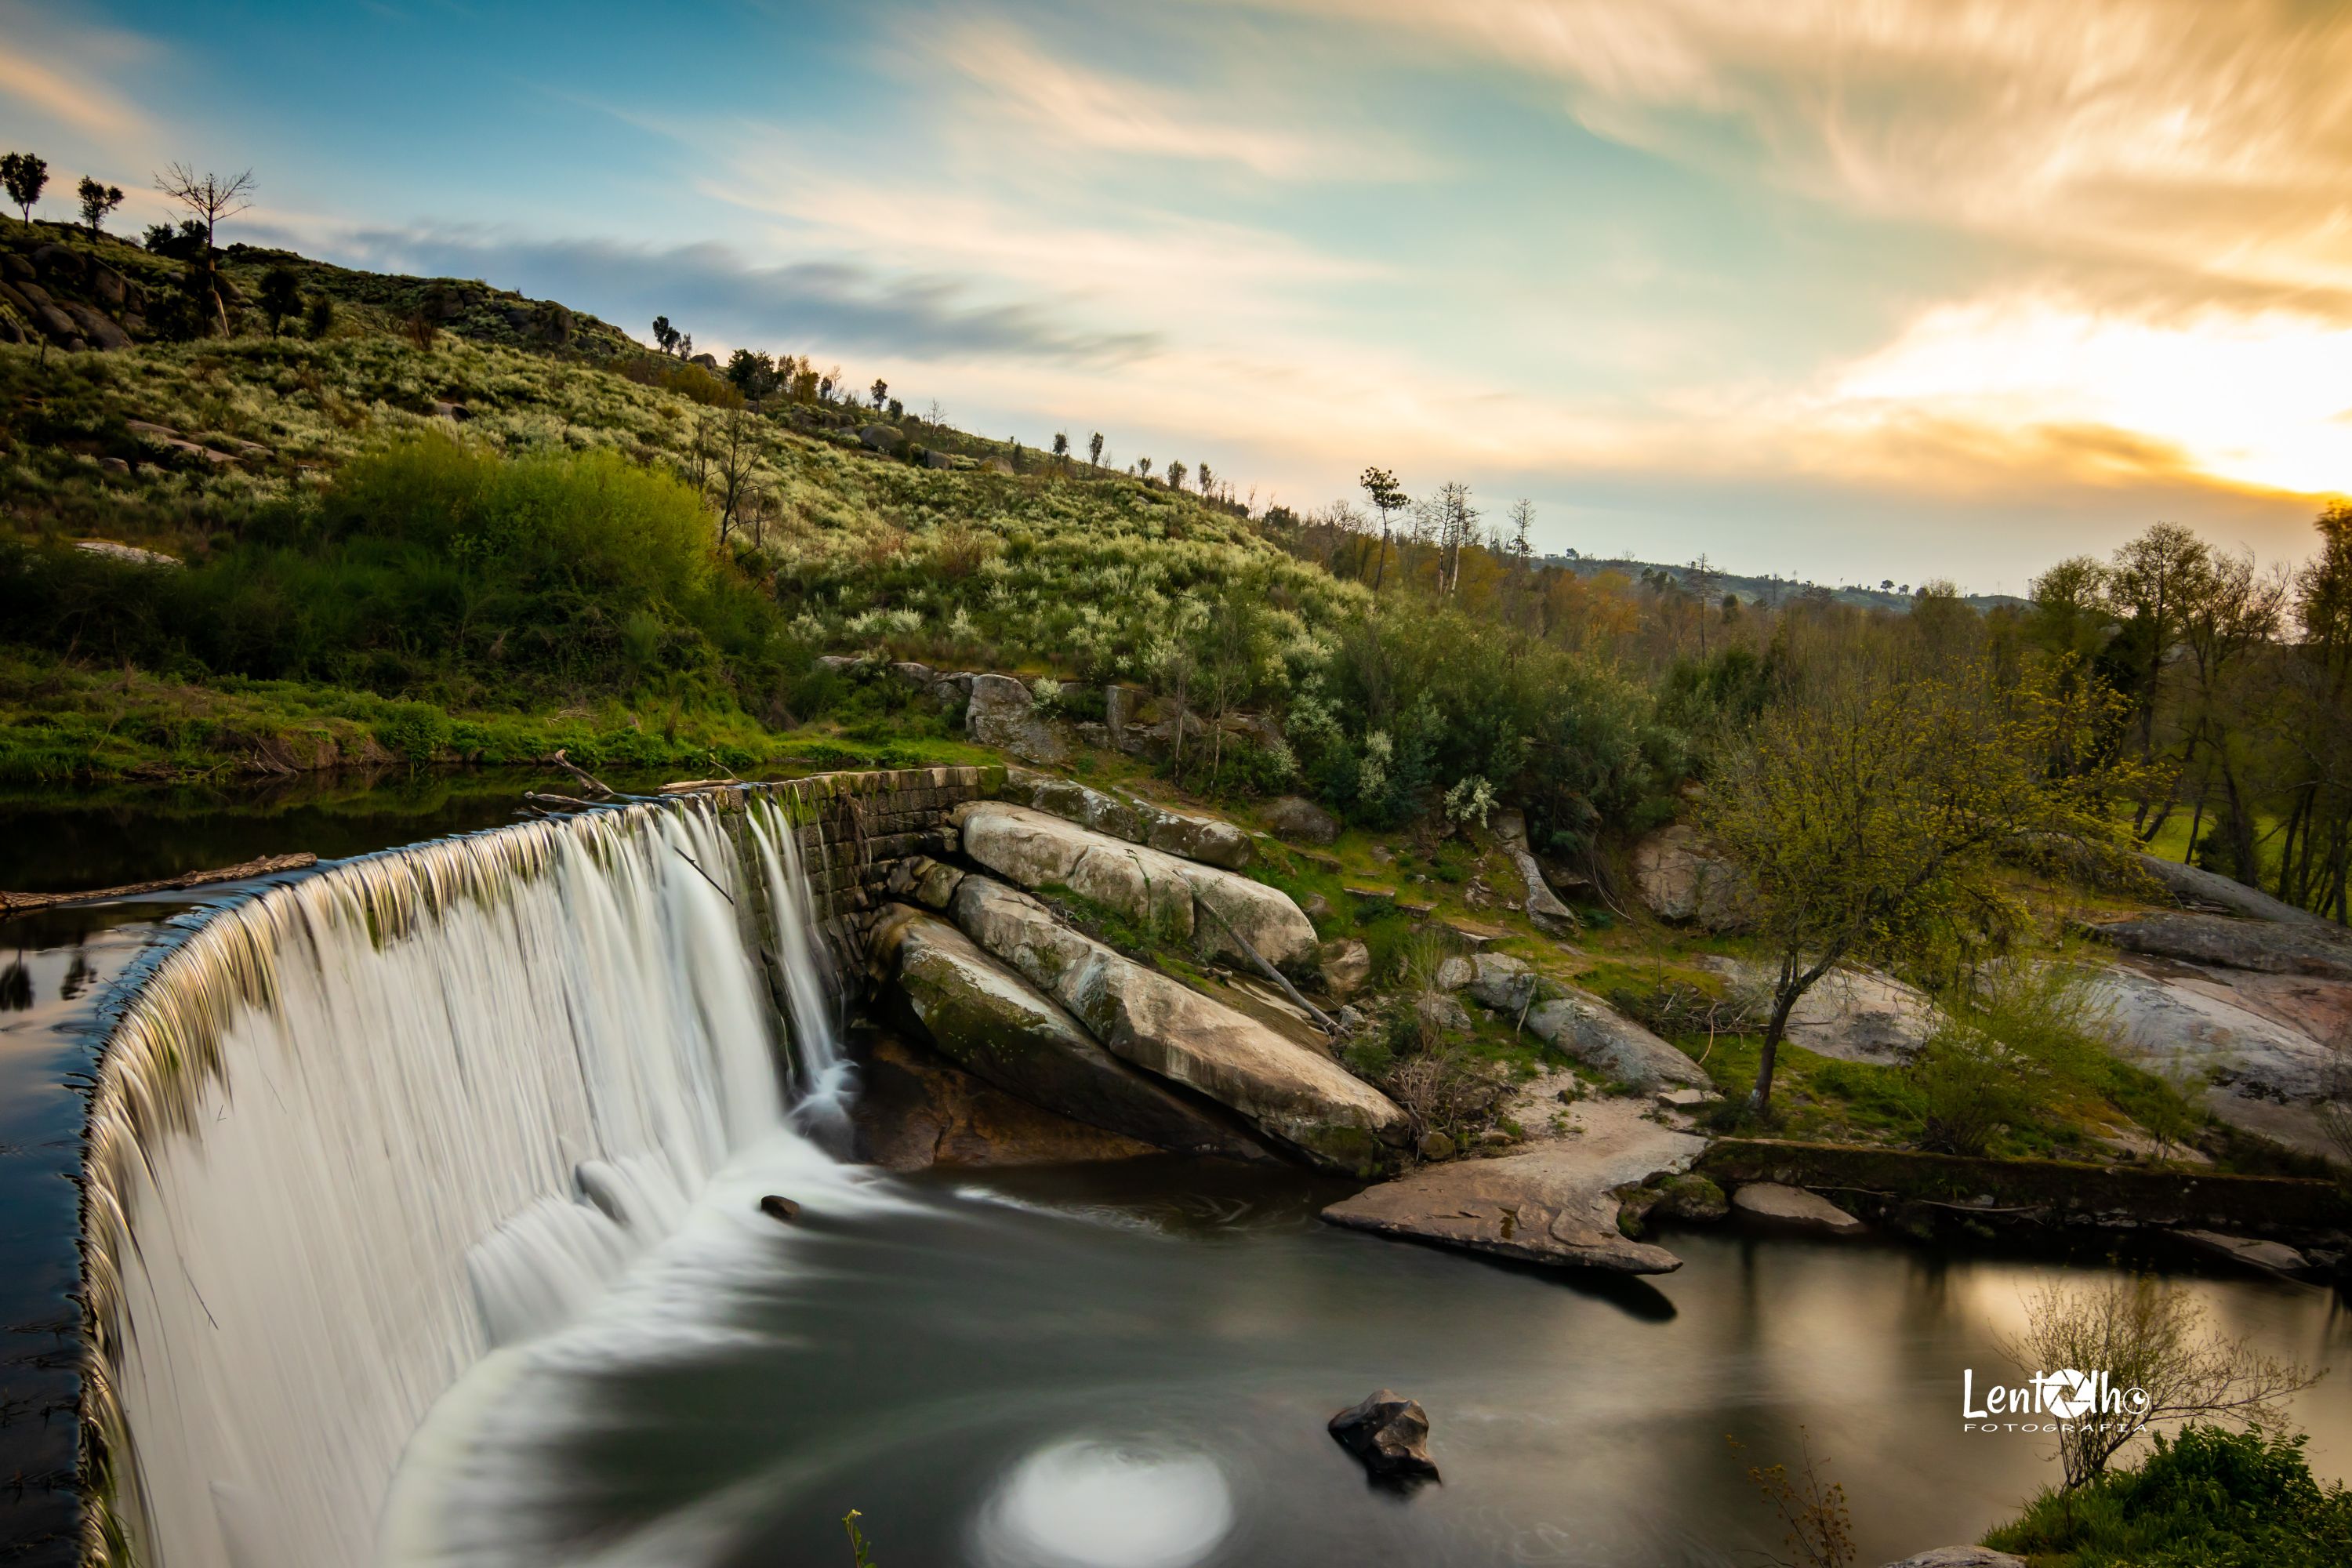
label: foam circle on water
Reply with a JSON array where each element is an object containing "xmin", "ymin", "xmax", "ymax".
[{"xmin": 976, "ymin": 1438, "xmax": 1235, "ymax": 1568}]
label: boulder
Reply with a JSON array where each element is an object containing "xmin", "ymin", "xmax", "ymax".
[
  {"xmin": 1525, "ymin": 989, "xmax": 1711, "ymax": 1090},
  {"xmin": 949, "ymin": 877, "xmax": 1407, "ymax": 1171},
  {"xmin": 870, "ymin": 904, "xmax": 1265, "ymax": 1160},
  {"xmin": 2131, "ymin": 853, "xmax": 2329, "ymax": 927},
  {"xmin": 1731, "ymin": 1182, "xmax": 1865, "ymax": 1233},
  {"xmin": 858, "ymin": 423, "xmax": 906, "ymax": 452},
  {"xmin": 1327, "ymin": 1390, "xmax": 1439, "ymax": 1481},
  {"xmin": 2086, "ymin": 911, "xmax": 2352, "ymax": 982},
  {"xmin": 1462, "ymin": 953, "xmax": 1536, "ymax": 1012},
  {"xmin": 1416, "ymin": 1130, "xmax": 1456, "ymax": 1161},
  {"xmin": 1264, "ymin": 794, "xmax": 1340, "ymax": 846},
  {"xmin": 953, "ymin": 800, "xmax": 1316, "ymax": 969},
  {"xmin": 1414, "ymin": 993, "xmax": 1474, "ymax": 1038},
  {"xmin": 1632, "ymin": 824, "xmax": 1748, "ymax": 928},
  {"xmin": 758, "ymin": 1195, "xmax": 802, "ymax": 1223},
  {"xmin": 851, "ymin": 1034, "xmax": 1163, "ymax": 1171},
  {"xmin": 1317, "ymin": 938, "xmax": 1371, "ymax": 999},
  {"xmin": 1696, "ymin": 959, "xmax": 1936, "ymax": 1063},
  {"xmin": 1495, "ymin": 808, "xmax": 1577, "ymax": 932},
  {"xmin": 999, "ymin": 764, "xmax": 1250, "ymax": 869},
  {"xmin": 2175, "ymin": 1229, "xmax": 2311, "ymax": 1278},
  {"xmin": 1323, "ymin": 1097, "xmax": 1704, "ymax": 1273},
  {"xmin": 964, "ymin": 675, "xmax": 1072, "ymax": 765},
  {"xmin": 60, "ymin": 300, "xmax": 129, "ymax": 350},
  {"xmin": 883, "ymin": 855, "xmax": 967, "ymax": 911},
  {"xmin": 1876, "ymin": 1550, "xmax": 2024, "ymax": 1568},
  {"xmin": 74, "ymin": 539, "xmax": 182, "ymax": 568}
]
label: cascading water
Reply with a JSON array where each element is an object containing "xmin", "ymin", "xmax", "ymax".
[{"xmin": 79, "ymin": 793, "xmax": 863, "ymax": 1568}]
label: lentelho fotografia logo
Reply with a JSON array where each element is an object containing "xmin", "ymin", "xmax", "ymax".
[{"xmin": 1962, "ymin": 1368, "xmax": 2151, "ymax": 1432}]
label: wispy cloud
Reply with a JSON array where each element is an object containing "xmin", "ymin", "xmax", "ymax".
[
  {"xmin": 300, "ymin": 225, "xmax": 1161, "ymax": 365},
  {"xmin": 917, "ymin": 18, "xmax": 1417, "ymax": 180},
  {"xmin": 1236, "ymin": 0, "xmax": 2352, "ymax": 299},
  {"xmin": 0, "ymin": 2, "xmax": 158, "ymax": 145}
]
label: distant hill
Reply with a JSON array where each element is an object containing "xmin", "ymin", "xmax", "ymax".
[{"xmin": 1541, "ymin": 554, "xmax": 2029, "ymax": 614}]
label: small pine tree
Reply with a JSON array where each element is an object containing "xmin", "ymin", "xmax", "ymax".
[{"xmin": 257, "ymin": 266, "xmax": 301, "ymax": 337}]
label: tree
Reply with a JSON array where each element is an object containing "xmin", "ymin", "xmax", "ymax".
[
  {"xmin": 1360, "ymin": 466, "xmax": 1406, "ymax": 592},
  {"xmin": 2001, "ymin": 1274, "xmax": 2318, "ymax": 1492},
  {"xmin": 305, "ymin": 294, "xmax": 336, "ymax": 339},
  {"xmin": 256, "ymin": 265, "xmax": 301, "ymax": 337},
  {"xmin": 725, "ymin": 348, "xmax": 776, "ymax": 399},
  {"xmin": 870, "ymin": 377, "xmax": 888, "ymax": 409},
  {"xmin": 1198, "ymin": 461, "xmax": 1215, "ymax": 499},
  {"xmin": 1702, "ymin": 650, "xmax": 2104, "ymax": 1109},
  {"xmin": 1087, "ymin": 431, "xmax": 1105, "ymax": 468},
  {"xmin": 1051, "ymin": 431, "xmax": 1070, "ymax": 464},
  {"xmin": 154, "ymin": 165, "xmax": 254, "ymax": 336},
  {"xmin": 76, "ymin": 176, "xmax": 124, "ymax": 239},
  {"xmin": 1167, "ymin": 460, "xmax": 1188, "ymax": 492},
  {"xmin": 651, "ymin": 315, "xmax": 680, "ymax": 355},
  {"xmin": 1508, "ymin": 498, "xmax": 1535, "ymax": 564},
  {"xmin": 1138, "ymin": 456, "xmax": 1153, "ymax": 480},
  {"xmin": 2, "ymin": 152, "xmax": 48, "ymax": 226},
  {"xmin": 703, "ymin": 406, "xmax": 763, "ymax": 545}
]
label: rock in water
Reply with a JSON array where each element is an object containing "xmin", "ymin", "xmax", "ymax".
[
  {"xmin": 758, "ymin": 1195, "xmax": 801, "ymax": 1223},
  {"xmin": 1328, "ymin": 1390, "xmax": 1439, "ymax": 1480},
  {"xmin": 1730, "ymin": 1181, "xmax": 1865, "ymax": 1233}
]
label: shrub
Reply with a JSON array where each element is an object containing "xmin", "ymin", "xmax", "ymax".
[{"xmin": 1985, "ymin": 1425, "xmax": 2352, "ymax": 1567}]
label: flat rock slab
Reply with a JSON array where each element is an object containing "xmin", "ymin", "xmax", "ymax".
[
  {"xmin": 2089, "ymin": 961, "xmax": 2339, "ymax": 1102},
  {"xmin": 2131, "ymin": 853, "xmax": 2329, "ymax": 927},
  {"xmin": 2090, "ymin": 909, "xmax": 2352, "ymax": 980},
  {"xmin": 1321, "ymin": 1098, "xmax": 1705, "ymax": 1274},
  {"xmin": 1730, "ymin": 1181, "xmax": 1865, "ymax": 1233},
  {"xmin": 2176, "ymin": 1228, "xmax": 2311, "ymax": 1277},
  {"xmin": 1525, "ymin": 989, "xmax": 1711, "ymax": 1090},
  {"xmin": 1878, "ymin": 1550, "xmax": 2025, "ymax": 1568}
]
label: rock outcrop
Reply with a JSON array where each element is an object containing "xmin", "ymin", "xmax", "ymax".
[
  {"xmin": 953, "ymin": 800, "xmax": 1316, "ymax": 970},
  {"xmin": 2087, "ymin": 911, "xmax": 2352, "ymax": 982},
  {"xmin": 1323, "ymin": 1097, "xmax": 1705, "ymax": 1273},
  {"xmin": 1697, "ymin": 957, "xmax": 1937, "ymax": 1063},
  {"xmin": 869, "ymin": 904, "xmax": 1266, "ymax": 1160},
  {"xmin": 1632, "ymin": 824, "xmax": 1748, "ymax": 928},
  {"xmin": 949, "ymin": 877, "xmax": 1407, "ymax": 1171},
  {"xmin": 1876, "ymin": 1550, "xmax": 2024, "ymax": 1568},
  {"xmin": 999, "ymin": 765, "xmax": 1251, "ymax": 869},
  {"xmin": 1524, "ymin": 988, "xmax": 1711, "ymax": 1090},
  {"xmin": 1327, "ymin": 1390, "xmax": 1439, "ymax": 1480},
  {"xmin": 2130, "ymin": 852, "xmax": 2330, "ymax": 927}
]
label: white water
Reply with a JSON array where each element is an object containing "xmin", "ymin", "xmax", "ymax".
[{"xmin": 82, "ymin": 796, "xmax": 863, "ymax": 1568}]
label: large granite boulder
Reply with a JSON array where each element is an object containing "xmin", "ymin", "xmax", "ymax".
[
  {"xmin": 851, "ymin": 1036, "xmax": 1160, "ymax": 1171},
  {"xmin": 1632, "ymin": 825, "xmax": 1748, "ymax": 928},
  {"xmin": 1697, "ymin": 957, "xmax": 1937, "ymax": 1063},
  {"xmin": 1000, "ymin": 764, "xmax": 1250, "ymax": 869},
  {"xmin": 2085, "ymin": 963, "xmax": 2342, "ymax": 1104},
  {"xmin": 1524, "ymin": 988, "xmax": 1711, "ymax": 1090},
  {"xmin": 1322, "ymin": 1098, "xmax": 1704, "ymax": 1273},
  {"xmin": 1263, "ymin": 794, "xmax": 1340, "ymax": 846},
  {"xmin": 953, "ymin": 800, "xmax": 1315, "ymax": 970},
  {"xmin": 964, "ymin": 676, "xmax": 1072, "ymax": 765},
  {"xmin": 1877, "ymin": 1551, "xmax": 2024, "ymax": 1568},
  {"xmin": 949, "ymin": 877, "xmax": 1408, "ymax": 1171},
  {"xmin": 870, "ymin": 904, "xmax": 1266, "ymax": 1160},
  {"xmin": 2086, "ymin": 911, "xmax": 2352, "ymax": 982}
]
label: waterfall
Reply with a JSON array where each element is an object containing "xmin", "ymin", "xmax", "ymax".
[{"xmin": 79, "ymin": 795, "xmax": 850, "ymax": 1568}]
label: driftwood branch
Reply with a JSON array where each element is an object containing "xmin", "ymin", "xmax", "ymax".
[
  {"xmin": 1, "ymin": 853, "xmax": 318, "ymax": 916},
  {"xmin": 1196, "ymin": 894, "xmax": 1338, "ymax": 1034},
  {"xmin": 549, "ymin": 749, "xmax": 617, "ymax": 799},
  {"xmin": 523, "ymin": 791, "xmax": 607, "ymax": 811}
]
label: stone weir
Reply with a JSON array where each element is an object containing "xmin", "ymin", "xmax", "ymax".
[{"xmin": 53, "ymin": 766, "xmax": 994, "ymax": 1568}]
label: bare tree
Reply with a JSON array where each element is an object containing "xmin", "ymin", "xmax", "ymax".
[
  {"xmin": 2001, "ymin": 1274, "xmax": 2320, "ymax": 1491},
  {"xmin": 706, "ymin": 406, "xmax": 764, "ymax": 545},
  {"xmin": 154, "ymin": 164, "xmax": 254, "ymax": 335}
]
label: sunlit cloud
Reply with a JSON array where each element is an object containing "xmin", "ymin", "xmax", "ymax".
[
  {"xmin": 0, "ymin": 2, "xmax": 158, "ymax": 145},
  {"xmin": 1236, "ymin": 0, "xmax": 2352, "ymax": 299}
]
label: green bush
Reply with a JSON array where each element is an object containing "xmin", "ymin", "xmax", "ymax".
[
  {"xmin": 373, "ymin": 700, "xmax": 450, "ymax": 761},
  {"xmin": 1984, "ymin": 1425, "xmax": 2352, "ymax": 1567}
]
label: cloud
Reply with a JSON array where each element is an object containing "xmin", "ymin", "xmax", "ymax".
[
  {"xmin": 0, "ymin": 2, "xmax": 158, "ymax": 145},
  {"xmin": 1230, "ymin": 1, "xmax": 2352, "ymax": 299},
  {"xmin": 299, "ymin": 226, "xmax": 1163, "ymax": 365},
  {"xmin": 916, "ymin": 19, "xmax": 1417, "ymax": 180}
]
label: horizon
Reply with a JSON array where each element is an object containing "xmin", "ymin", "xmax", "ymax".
[{"xmin": 7, "ymin": 0, "xmax": 2348, "ymax": 593}]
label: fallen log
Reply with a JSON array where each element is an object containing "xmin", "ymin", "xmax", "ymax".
[
  {"xmin": 549, "ymin": 749, "xmax": 617, "ymax": 799},
  {"xmin": 1, "ymin": 853, "xmax": 318, "ymax": 916}
]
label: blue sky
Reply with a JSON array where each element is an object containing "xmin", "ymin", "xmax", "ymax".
[{"xmin": 8, "ymin": 0, "xmax": 2350, "ymax": 590}]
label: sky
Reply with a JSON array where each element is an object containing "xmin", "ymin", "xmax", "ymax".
[{"xmin": 6, "ymin": 0, "xmax": 2351, "ymax": 591}]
